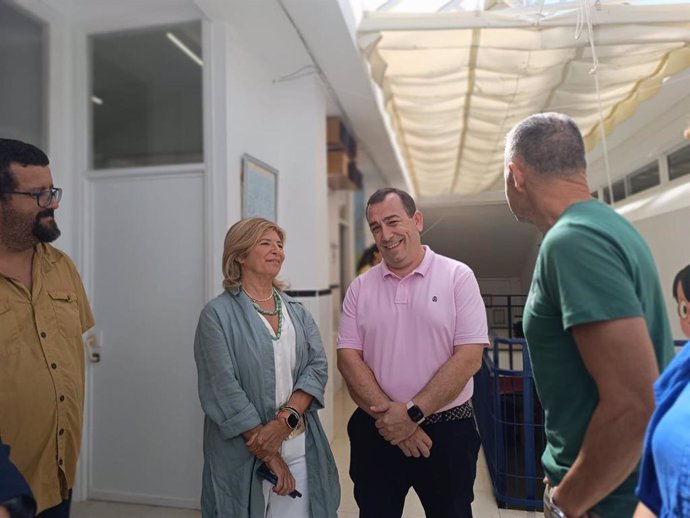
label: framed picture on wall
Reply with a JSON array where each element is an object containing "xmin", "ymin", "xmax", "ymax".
[{"xmin": 241, "ymin": 154, "xmax": 278, "ymax": 221}]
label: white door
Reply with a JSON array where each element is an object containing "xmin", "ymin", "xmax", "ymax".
[{"xmin": 86, "ymin": 170, "xmax": 205, "ymax": 508}]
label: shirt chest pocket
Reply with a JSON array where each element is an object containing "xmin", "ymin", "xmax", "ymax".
[
  {"xmin": 0, "ymin": 300, "xmax": 21, "ymax": 358},
  {"xmin": 49, "ymin": 290, "xmax": 82, "ymax": 338}
]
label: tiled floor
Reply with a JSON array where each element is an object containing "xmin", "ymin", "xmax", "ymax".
[{"xmin": 72, "ymin": 389, "xmax": 535, "ymax": 518}]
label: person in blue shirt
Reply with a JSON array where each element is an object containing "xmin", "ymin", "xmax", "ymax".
[{"xmin": 634, "ymin": 265, "xmax": 690, "ymax": 518}]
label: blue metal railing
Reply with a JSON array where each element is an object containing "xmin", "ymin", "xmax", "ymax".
[{"xmin": 473, "ymin": 337, "xmax": 545, "ymax": 511}]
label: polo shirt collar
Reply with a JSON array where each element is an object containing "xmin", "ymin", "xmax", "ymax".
[{"xmin": 380, "ymin": 245, "xmax": 434, "ymax": 279}]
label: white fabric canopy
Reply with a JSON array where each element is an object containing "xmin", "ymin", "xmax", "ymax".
[{"xmin": 358, "ymin": 3, "xmax": 690, "ymax": 197}]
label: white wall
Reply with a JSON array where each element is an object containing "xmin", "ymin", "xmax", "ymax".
[{"xmin": 222, "ymin": 3, "xmax": 329, "ymax": 289}]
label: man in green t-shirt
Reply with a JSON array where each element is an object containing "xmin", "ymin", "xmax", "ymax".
[{"xmin": 503, "ymin": 112, "xmax": 674, "ymax": 518}]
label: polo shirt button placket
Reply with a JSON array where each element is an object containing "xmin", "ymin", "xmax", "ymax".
[{"xmin": 395, "ymin": 282, "xmax": 408, "ymax": 304}]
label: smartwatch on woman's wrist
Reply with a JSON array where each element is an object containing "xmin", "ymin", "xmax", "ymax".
[{"xmin": 277, "ymin": 406, "xmax": 300, "ymax": 430}]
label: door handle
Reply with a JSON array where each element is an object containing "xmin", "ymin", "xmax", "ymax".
[{"xmin": 85, "ymin": 333, "xmax": 101, "ymax": 363}]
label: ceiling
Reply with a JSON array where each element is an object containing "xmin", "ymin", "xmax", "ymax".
[{"xmin": 358, "ymin": 3, "xmax": 690, "ymax": 198}]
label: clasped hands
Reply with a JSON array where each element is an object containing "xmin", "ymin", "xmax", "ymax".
[
  {"xmin": 245, "ymin": 419, "xmax": 291, "ymax": 461},
  {"xmin": 245, "ymin": 420, "xmax": 296, "ymax": 496},
  {"xmin": 371, "ymin": 401, "xmax": 432, "ymax": 458}
]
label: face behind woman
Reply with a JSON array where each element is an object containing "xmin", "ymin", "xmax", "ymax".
[{"xmin": 239, "ymin": 229, "xmax": 285, "ymax": 281}]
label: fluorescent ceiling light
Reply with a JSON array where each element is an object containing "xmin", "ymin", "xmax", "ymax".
[
  {"xmin": 91, "ymin": 95, "xmax": 103, "ymax": 105},
  {"xmin": 166, "ymin": 32, "xmax": 203, "ymax": 67}
]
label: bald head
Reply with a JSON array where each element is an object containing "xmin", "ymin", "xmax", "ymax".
[{"xmin": 505, "ymin": 112, "xmax": 586, "ymax": 177}]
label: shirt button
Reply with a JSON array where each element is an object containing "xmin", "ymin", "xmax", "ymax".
[
  {"xmin": 51, "ymin": 363, "xmax": 57, "ymax": 369},
  {"xmin": 41, "ymin": 332, "xmax": 47, "ymax": 338},
  {"xmin": 59, "ymin": 395, "xmax": 65, "ymax": 402},
  {"xmin": 59, "ymin": 428, "xmax": 65, "ymax": 436},
  {"xmin": 58, "ymin": 458, "xmax": 63, "ymax": 466}
]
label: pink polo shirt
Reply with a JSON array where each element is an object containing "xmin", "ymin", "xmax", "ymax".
[{"xmin": 337, "ymin": 246, "xmax": 488, "ymax": 412}]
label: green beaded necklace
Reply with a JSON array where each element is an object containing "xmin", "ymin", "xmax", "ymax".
[{"xmin": 248, "ymin": 287, "xmax": 283, "ymax": 341}]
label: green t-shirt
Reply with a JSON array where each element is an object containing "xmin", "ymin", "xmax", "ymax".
[{"xmin": 523, "ymin": 199, "xmax": 674, "ymax": 518}]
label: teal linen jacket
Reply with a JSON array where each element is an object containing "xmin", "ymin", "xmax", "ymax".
[{"xmin": 194, "ymin": 287, "xmax": 340, "ymax": 518}]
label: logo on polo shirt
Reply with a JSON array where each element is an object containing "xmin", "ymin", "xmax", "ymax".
[{"xmin": 432, "ymin": 296, "xmax": 438, "ymax": 302}]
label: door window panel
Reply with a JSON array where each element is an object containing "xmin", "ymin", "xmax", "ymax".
[{"xmin": 90, "ymin": 22, "xmax": 203, "ymax": 169}]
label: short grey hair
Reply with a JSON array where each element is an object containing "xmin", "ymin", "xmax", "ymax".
[{"xmin": 505, "ymin": 112, "xmax": 586, "ymax": 177}]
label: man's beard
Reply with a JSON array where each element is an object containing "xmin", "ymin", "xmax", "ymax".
[
  {"xmin": 32, "ymin": 208, "xmax": 61, "ymax": 242},
  {"xmin": 0, "ymin": 205, "xmax": 61, "ymax": 250}
]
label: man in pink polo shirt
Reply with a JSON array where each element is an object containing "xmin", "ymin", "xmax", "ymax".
[{"xmin": 337, "ymin": 188, "xmax": 488, "ymax": 518}]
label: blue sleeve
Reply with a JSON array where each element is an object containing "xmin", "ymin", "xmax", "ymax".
[
  {"xmin": 0, "ymin": 442, "xmax": 35, "ymax": 505},
  {"xmin": 636, "ymin": 419, "xmax": 662, "ymax": 515},
  {"xmin": 635, "ymin": 342, "xmax": 690, "ymax": 515}
]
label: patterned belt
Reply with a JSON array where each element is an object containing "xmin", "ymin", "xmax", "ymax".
[{"xmin": 424, "ymin": 401, "xmax": 473, "ymax": 425}]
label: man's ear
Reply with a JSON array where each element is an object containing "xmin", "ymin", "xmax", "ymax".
[
  {"xmin": 414, "ymin": 210, "xmax": 423, "ymax": 232},
  {"xmin": 508, "ymin": 161, "xmax": 527, "ymax": 193}
]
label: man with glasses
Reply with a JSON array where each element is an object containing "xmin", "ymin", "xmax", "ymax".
[{"xmin": 0, "ymin": 139, "xmax": 94, "ymax": 518}]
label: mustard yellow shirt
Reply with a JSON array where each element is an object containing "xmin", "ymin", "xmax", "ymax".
[{"xmin": 0, "ymin": 243, "xmax": 94, "ymax": 513}]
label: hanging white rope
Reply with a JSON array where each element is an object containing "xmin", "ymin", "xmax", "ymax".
[
  {"xmin": 575, "ymin": 0, "xmax": 612, "ymax": 201},
  {"xmin": 594, "ymin": 74, "xmax": 614, "ymax": 203}
]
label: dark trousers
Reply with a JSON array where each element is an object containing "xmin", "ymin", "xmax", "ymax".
[
  {"xmin": 36, "ymin": 491, "xmax": 71, "ymax": 518},
  {"xmin": 348, "ymin": 408, "xmax": 481, "ymax": 518}
]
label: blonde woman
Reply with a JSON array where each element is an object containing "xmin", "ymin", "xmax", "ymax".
[{"xmin": 194, "ymin": 218, "xmax": 339, "ymax": 518}]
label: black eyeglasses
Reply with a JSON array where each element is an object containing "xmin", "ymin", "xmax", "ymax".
[{"xmin": 0, "ymin": 187, "xmax": 63, "ymax": 208}]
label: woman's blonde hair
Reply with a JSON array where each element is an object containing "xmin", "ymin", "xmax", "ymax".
[{"xmin": 222, "ymin": 217, "xmax": 288, "ymax": 292}]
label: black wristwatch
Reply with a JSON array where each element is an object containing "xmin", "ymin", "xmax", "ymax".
[
  {"xmin": 406, "ymin": 401, "xmax": 425, "ymax": 424},
  {"xmin": 277, "ymin": 406, "xmax": 300, "ymax": 430}
]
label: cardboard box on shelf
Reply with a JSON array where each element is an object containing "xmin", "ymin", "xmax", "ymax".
[
  {"xmin": 327, "ymin": 149, "xmax": 349, "ymax": 176},
  {"xmin": 327, "ymin": 117, "xmax": 357, "ymax": 158}
]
